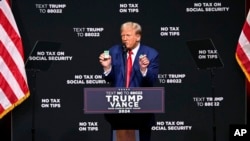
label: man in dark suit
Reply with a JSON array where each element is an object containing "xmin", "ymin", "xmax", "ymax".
[{"xmin": 99, "ymin": 21, "xmax": 159, "ymax": 141}]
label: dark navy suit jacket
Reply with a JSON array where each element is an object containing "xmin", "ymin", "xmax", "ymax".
[{"xmin": 104, "ymin": 44, "xmax": 159, "ymax": 88}]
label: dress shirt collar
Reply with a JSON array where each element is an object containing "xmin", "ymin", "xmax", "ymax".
[{"xmin": 130, "ymin": 43, "xmax": 140, "ymax": 55}]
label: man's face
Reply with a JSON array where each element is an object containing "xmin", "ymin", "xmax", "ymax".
[{"xmin": 121, "ymin": 27, "xmax": 141, "ymax": 50}]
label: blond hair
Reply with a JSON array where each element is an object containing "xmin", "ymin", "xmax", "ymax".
[{"xmin": 120, "ymin": 21, "xmax": 142, "ymax": 35}]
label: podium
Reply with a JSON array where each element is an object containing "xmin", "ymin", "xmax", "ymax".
[
  {"xmin": 186, "ymin": 38, "xmax": 224, "ymax": 141},
  {"xmin": 84, "ymin": 87, "xmax": 165, "ymax": 114},
  {"xmin": 25, "ymin": 41, "xmax": 61, "ymax": 141},
  {"xmin": 84, "ymin": 87, "xmax": 165, "ymax": 141}
]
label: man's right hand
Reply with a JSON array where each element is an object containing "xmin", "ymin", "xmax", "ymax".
[{"xmin": 99, "ymin": 53, "xmax": 111, "ymax": 71}]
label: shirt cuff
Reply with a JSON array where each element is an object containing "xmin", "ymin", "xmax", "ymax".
[
  {"xmin": 103, "ymin": 67, "xmax": 112, "ymax": 76},
  {"xmin": 140, "ymin": 68, "xmax": 148, "ymax": 77}
]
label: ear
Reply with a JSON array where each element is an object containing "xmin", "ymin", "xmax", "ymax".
[{"xmin": 136, "ymin": 34, "xmax": 141, "ymax": 42}]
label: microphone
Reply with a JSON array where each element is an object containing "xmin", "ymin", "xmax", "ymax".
[
  {"xmin": 122, "ymin": 44, "xmax": 127, "ymax": 86},
  {"xmin": 122, "ymin": 44, "xmax": 127, "ymax": 53}
]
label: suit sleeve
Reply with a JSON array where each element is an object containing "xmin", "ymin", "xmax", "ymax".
[{"xmin": 142, "ymin": 52, "xmax": 159, "ymax": 86}]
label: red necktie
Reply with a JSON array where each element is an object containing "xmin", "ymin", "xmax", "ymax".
[{"xmin": 126, "ymin": 50, "xmax": 133, "ymax": 88}]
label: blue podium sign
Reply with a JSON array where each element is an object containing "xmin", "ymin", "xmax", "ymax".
[{"xmin": 84, "ymin": 87, "xmax": 165, "ymax": 114}]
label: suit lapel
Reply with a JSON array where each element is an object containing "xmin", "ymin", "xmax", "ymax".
[
  {"xmin": 121, "ymin": 48, "xmax": 126, "ymax": 81},
  {"xmin": 131, "ymin": 45, "xmax": 144, "ymax": 80}
]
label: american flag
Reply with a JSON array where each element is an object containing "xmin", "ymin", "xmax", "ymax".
[
  {"xmin": 0, "ymin": 0, "xmax": 30, "ymax": 119},
  {"xmin": 236, "ymin": 10, "xmax": 250, "ymax": 83}
]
